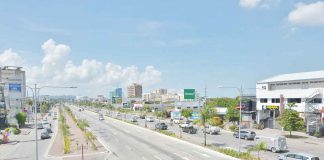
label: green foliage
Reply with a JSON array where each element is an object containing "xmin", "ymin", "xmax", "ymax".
[
  {"xmin": 225, "ymin": 106, "xmax": 240, "ymax": 124},
  {"xmin": 40, "ymin": 102, "xmax": 51, "ymax": 113},
  {"xmin": 229, "ymin": 125, "xmax": 238, "ymax": 132},
  {"xmin": 180, "ymin": 108, "xmax": 193, "ymax": 120},
  {"xmin": 286, "ymin": 103, "xmax": 297, "ymax": 109},
  {"xmin": 278, "ymin": 108, "xmax": 304, "ymax": 136},
  {"xmin": 77, "ymin": 119, "xmax": 89, "ymax": 131},
  {"xmin": 155, "ymin": 111, "xmax": 166, "ymax": 120},
  {"xmin": 85, "ymin": 131, "xmax": 96, "ymax": 140},
  {"xmin": 159, "ymin": 130, "xmax": 177, "ymax": 137},
  {"xmin": 141, "ymin": 105, "xmax": 151, "ymax": 113},
  {"xmin": 63, "ymin": 136, "xmax": 71, "ymax": 154},
  {"xmin": 196, "ymin": 104, "xmax": 217, "ymax": 146},
  {"xmin": 15, "ymin": 112, "xmax": 27, "ymax": 127},
  {"xmin": 13, "ymin": 128, "xmax": 21, "ymax": 135},
  {"xmin": 248, "ymin": 142, "xmax": 267, "ymax": 160},
  {"xmin": 207, "ymin": 97, "xmax": 239, "ymax": 108},
  {"xmin": 217, "ymin": 148, "xmax": 257, "ymax": 160},
  {"xmin": 208, "ymin": 116, "xmax": 223, "ymax": 126}
]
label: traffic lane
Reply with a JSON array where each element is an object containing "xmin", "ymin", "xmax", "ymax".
[
  {"xmin": 77, "ymin": 107, "xmax": 237, "ymax": 160},
  {"xmin": 124, "ymin": 113, "xmax": 279, "ymax": 160},
  {"xmin": 73, "ymin": 108, "xmax": 185, "ymax": 160}
]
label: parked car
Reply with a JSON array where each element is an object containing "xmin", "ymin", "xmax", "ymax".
[
  {"xmin": 41, "ymin": 129, "xmax": 51, "ymax": 139},
  {"xmin": 182, "ymin": 126, "xmax": 197, "ymax": 134},
  {"xmin": 255, "ymin": 136, "xmax": 288, "ymax": 153},
  {"xmin": 146, "ymin": 116, "xmax": 154, "ymax": 122},
  {"xmin": 37, "ymin": 123, "xmax": 44, "ymax": 129},
  {"xmin": 99, "ymin": 114, "xmax": 104, "ymax": 120},
  {"xmin": 204, "ymin": 126, "xmax": 221, "ymax": 135},
  {"xmin": 53, "ymin": 115, "xmax": 57, "ymax": 120},
  {"xmin": 155, "ymin": 123, "xmax": 168, "ymax": 130},
  {"xmin": 131, "ymin": 116, "xmax": 138, "ymax": 122},
  {"xmin": 173, "ymin": 119, "xmax": 180, "ymax": 124},
  {"xmin": 139, "ymin": 114, "xmax": 146, "ymax": 119},
  {"xmin": 179, "ymin": 121, "xmax": 191, "ymax": 128},
  {"xmin": 42, "ymin": 120, "xmax": 49, "ymax": 126},
  {"xmin": 45, "ymin": 127, "xmax": 53, "ymax": 133},
  {"xmin": 233, "ymin": 130, "xmax": 256, "ymax": 140},
  {"xmin": 116, "ymin": 113, "xmax": 121, "ymax": 117},
  {"xmin": 278, "ymin": 153, "xmax": 320, "ymax": 160}
]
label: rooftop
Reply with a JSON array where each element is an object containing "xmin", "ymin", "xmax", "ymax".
[{"xmin": 258, "ymin": 70, "xmax": 324, "ymax": 83}]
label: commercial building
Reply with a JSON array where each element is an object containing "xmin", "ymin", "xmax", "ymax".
[
  {"xmin": 127, "ymin": 83, "xmax": 142, "ymax": 98},
  {"xmin": 256, "ymin": 70, "xmax": 324, "ymax": 129},
  {"xmin": 0, "ymin": 66, "xmax": 26, "ymax": 124},
  {"xmin": 0, "ymin": 85, "xmax": 6, "ymax": 125},
  {"xmin": 115, "ymin": 88, "xmax": 123, "ymax": 98}
]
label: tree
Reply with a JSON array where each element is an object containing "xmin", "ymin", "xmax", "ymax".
[
  {"xmin": 208, "ymin": 116, "xmax": 223, "ymax": 126},
  {"xmin": 248, "ymin": 141, "xmax": 267, "ymax": 160},
  {"xmin": 16, "ymin": 112, "xmax": 27, "ymax": 128},
  {"xmin": 194, "ymin": 105, "xmax": 217, "ymax": 146},
  {"xmin": 155, "ymin": 111, "xmax": 166, "ymax": 122},
  {"xmin": 141, "ymin": 105, "xmax": 151, "ymax": 115},
  {"xmin": 279, "ymin": 106, "xmax": 304, "ymax": 137},
  {"xmin": 225, "ymin": 105, "xmax": 240, "ymax": 125},
  {"xmin": 180, "ymin": 108, "xmax": 193, "ymax": 121}
]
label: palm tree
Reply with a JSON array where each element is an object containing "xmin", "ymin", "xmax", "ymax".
[
  {"xmin": 195, "ymin": 104, "xmax": 217, "ymax": 146},
  {"xmin": 248, "ymin": 142, "xmax": 267, "ymax": 160}
]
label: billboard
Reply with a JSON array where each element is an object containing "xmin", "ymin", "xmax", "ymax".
[
  {"xmin": 9, "ymin": 83, "xmax": 21, "ymax": 92},
  {"xmin": 184, "ymin": 89, "xmax": 195, "ymax": 100}
]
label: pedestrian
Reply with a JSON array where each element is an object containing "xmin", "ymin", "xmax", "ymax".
[{"xmin": 49, "ymin": 123, "xmax": 52, "ymax": 128}]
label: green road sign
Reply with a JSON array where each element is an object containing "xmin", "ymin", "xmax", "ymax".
[{"xmin": 184, "ymin": 89, "xmax": 195, "ymax": 100}]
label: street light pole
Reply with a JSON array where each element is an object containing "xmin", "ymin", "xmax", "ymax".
[
  {"xmin": 238, "ymin": 85, "xmax": 242, "ymax": 153},
  {"xmin": 34, "ymin": 84, "xmax": 39, "ymax": 160}
]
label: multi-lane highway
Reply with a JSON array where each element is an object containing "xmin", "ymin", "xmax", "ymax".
[{"xmin": 70, "ymin": 106, "xmax": 237, "ymax": 160}]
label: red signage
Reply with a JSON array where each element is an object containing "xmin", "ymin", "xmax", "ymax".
[
  {"xmin": 322, "ymin": 107, "xmax": 324, "ymax": 113},
  {"xmin": 236, "ymin": 104, "xmax": 246, "ymax": 110}
]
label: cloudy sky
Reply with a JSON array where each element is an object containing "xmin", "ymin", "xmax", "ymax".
[{"xmin": 1, "ymin": 0, "xmax": 324, "ymax": 97}]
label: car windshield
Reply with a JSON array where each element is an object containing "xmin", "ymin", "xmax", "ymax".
[{"xmin": 1, "ymin": 1, "xmax": 321, "ymax": 160}]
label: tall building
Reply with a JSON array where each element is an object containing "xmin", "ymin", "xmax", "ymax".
[
  {"xmin": 0, "ymin": 66, "xmax": 26, "ymax": 124},
  {"xmin": 127, "ymin": 83, "xmax": 142, "ymax": 98},
  {"xmin": 154, "ymin": 88, "xmax": 167, "ymax": 95},
  {"xmin": 115, "ymin": 88, "xmax": 123, "ymax": 98}
]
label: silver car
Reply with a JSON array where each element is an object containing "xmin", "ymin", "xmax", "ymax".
[
  {"xmin": 233, "ymin": 130, "xmax": 256, "ymax": 140},
  {"xmin": 278, "ymin": 153, "xmax": 320, "ymax": 160}
]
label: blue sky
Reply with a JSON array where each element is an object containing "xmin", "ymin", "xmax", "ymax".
[{"xmin": 1, "ymin": 0, "xmax": 324, "ymax": 97}]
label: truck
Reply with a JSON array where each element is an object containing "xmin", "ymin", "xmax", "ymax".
[{"xmin": 254, "ymin": 136, "xmax": 288, "ymax": 153}]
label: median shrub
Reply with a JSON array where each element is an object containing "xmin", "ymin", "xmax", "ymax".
[
  {"xmin": 13, "ymin": 128, "xmax": 21, "ymax": 135},
  {"xmin": 77, "ymin": 119, "xmax": 89, "ymax": 131},
  {"xmin": 159, "ymin": 130, "xmax": 177, "ymax": 137},
  {"xmin": 229, "ymin": 125, "xmax": 238, "ymax": 132},
  {"xmin": 217, "ymin": 148, "xmax": 257, "ymax": 160},
  {"xmin": 63, "ymin": 136, "xmax": 71, "ymax": 154}
]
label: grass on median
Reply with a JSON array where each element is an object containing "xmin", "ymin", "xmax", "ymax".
[{"xmin": 216, "ymin": 148, "xmax": 258, "ymax": 160}]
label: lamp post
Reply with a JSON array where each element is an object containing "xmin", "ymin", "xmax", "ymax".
[
  {"xmin": 218, "ymin": 85, "xmax": 243, "ymax": 152},
  {"xmin": 26, "ymin": 84, "xmax": 77, "ymax": 160}
]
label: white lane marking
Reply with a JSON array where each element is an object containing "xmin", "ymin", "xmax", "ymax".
[
  {"xmin": 154, "ymin": 155, "xmax": 162, "ymax": 160},
  {"xmin": 193, "ymin": 151, "xmax": 210, "ymax": 158},
  {"xmin": 173, "ymin": 153, "xmax": 190, "ymax": 160}
]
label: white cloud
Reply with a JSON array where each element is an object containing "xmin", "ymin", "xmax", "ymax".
[
  {"xmin": 0, "ymin": 39, "xmax": 162, "ymax": 96},
  {"xmin": 0, "ymin": 49, "xmax": 24, "ymax": 67},
  {"xmin": 239, "ymin": 0, "xmax": 280, "ymax": 9},
  {"xmin": 240, "ymin": 0, "xmax": 262, "ymax": 8},
  {"xmin": 287, "ymin": 1, "xmax": 324, "ymax": 27}
]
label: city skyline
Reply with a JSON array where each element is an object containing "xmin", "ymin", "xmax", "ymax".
[{"xmin": 1, "ymin": 0, "xmax": 324, "ymax": 97}]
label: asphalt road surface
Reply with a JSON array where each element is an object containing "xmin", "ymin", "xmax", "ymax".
[{"xmin": 71, "ymin": 106, "xmax": 237, "ymax": 160}]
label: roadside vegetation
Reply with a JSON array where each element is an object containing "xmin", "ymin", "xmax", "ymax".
[
  {"xmin": 278, "ymin": 103, "xmax": 305, "ymax": 137},
  {"xmin": 65, "ymin": 106, "xmax": 97, "ymax": 150},
  {"xmin": 217, "ymin": 148, "xmax": 258, "ymax": 160},
  {"xmin": 59, "ymin": 108, "xmax": 71, "ymax": 154}
]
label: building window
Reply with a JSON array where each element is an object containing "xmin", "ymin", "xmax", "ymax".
[
  {"xmin": 260, "ymin": 98, "xmax": 268, "ymax": 103},
  {"xmin": 310, "ymin": 98, "xmax": 322, "ymax": 104},
  {"xmin": 271, "ymin": 98, "xmax": 280, "ymax": 103},
  {"xmin": 287, "ymin": 98, "xmax": 301, "ymax": 103}
]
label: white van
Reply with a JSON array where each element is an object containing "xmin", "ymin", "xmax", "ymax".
[{"xmin": 255, "ymin": 136, "xmax": 288, "ymax": 153}]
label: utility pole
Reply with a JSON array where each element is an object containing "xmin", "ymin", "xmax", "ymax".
[{"xmin": 34, "ymin": 84, "xmax": 39, "ymax": 160}]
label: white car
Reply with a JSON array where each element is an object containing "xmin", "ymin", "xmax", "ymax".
[
  {"xmin": 179, "ymin": 121, "xmax": 191, "ymax": 128},
  {"xmin": 204, "ymin": 126, "xmax": 221, "ymax": 135},
  {"xmin": 173, "ymin": 119, "xmax": 180, "ymax": 124},
  {"xmin": 146, "ymin": 116, "xmax": 154, "ymax": 122},
  {"xmin": 278, "ymin": 153, "xmax": 319, "ymax": 160}
]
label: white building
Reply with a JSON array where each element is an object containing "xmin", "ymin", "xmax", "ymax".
[
  {"xmin": 256, "ymin": 70, "xmax": 324, "ymax": 128},
  {"xmin": 0, "ymin": 66, "xmax": 26, "ymax": 124}
]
